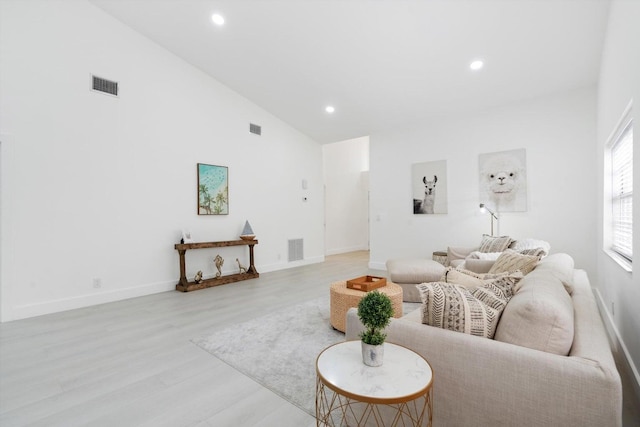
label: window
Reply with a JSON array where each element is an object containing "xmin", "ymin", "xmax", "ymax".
[{"xmin": 610, "ymin": 106, "xmax": 633, "ymax": 263}]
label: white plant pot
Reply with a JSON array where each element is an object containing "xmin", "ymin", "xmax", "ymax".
[{"xmin": 362, "ymin": 341, "xmax": 384, "ymax": 367}]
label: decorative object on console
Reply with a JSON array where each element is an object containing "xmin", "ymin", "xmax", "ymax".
[
  {"xmin": 214, "ymin": 254, "xmax": 224, "ymax": 278},
  {"xmin": 239, "ymin": 220, "xmax": 255, "ymax": 240},
  {"xmin": 479, "ymin": 203, "xmax": 499, "ymax": 236},
  {"xmin": 412, "ymin": 159, "xmax": 448, "ymax": 214},
  {"xmin": 479, "ymin": 148, "xmax": 527, "ymax": 212},
  {"xmin": 236, "ymin": 258, "xmax": 247, "ymax": 274},
  {"xmin": 357, "ymin": 291, "xmax": 394, "ymax": 367},
  {"xmin": 193, "ymin": 270, "xmax": 203, "ymax": 284},
  {"xmin": 181, "ymin": 230, "xmax": 195, "ymax": 244},
  {"xmin": 198, "ymin": 163, "xmax": 228, "ymax": 215}
]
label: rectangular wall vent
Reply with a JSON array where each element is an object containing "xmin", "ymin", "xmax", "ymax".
[
  {"xmin": 249, "ymin": 123, "xmax": 262, "ymax": 135},
  {"xmin": 288, "ymin": 238, "xmax": 304, "ymax": 262},
  {"xmin": 92, "ymin": 75, "xmax": 119, "ymax": 97}
]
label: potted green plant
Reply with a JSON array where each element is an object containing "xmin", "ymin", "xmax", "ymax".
[{"xmin": 357, "ymin": 291, "xmax": 394, "ymax": 367}]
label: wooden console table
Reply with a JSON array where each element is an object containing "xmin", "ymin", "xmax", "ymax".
[{"xmin": 175, "ymin": 240, "xmax": 259, "ymax": 292}]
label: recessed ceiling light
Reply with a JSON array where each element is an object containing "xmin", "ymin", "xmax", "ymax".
[
  {"xmin": 325, "ymin": 106, "xmax": 335, "ymax": 114},
  {"xmin": 211, "ymin": 13, "xmax": 225, "ymax": 26},
  {"xmin": 470, "ymin": 60, "xmax": 484, "ymax": 71}
]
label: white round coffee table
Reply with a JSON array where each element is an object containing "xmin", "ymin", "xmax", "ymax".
[{"xmin": 315, "ymin": 341, "xmax": 433, "ymax": 426}]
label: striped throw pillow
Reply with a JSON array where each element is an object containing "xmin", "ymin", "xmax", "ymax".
[
  {"xmin": 488, "ymin": 249, "xmax": 539, "ymax": 275},
  {"xmin": 478, "ymin": 234, "xmax": 513, "ymax": 253}
]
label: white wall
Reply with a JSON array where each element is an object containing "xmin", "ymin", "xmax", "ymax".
[
  {"xmin": 323, "ymin": 136, "xmax": 369, "ymax": 255},
  {"xmin": 0, "ymin": 0, "xmax": 325, "ymax": 321},
  {"xmin": 369, "ymin": 87, "xmax": 598, "ymax": 280},
  {"xmin": 596, "ymin": 0, "xmax": 640, "ymax": 390}
]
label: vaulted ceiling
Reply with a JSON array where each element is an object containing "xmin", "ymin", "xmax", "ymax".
[{"xmin": 90, "ymin": 0, "xmax": 611, "ymax": 143}]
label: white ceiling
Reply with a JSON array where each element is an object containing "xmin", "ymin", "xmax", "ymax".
[{"xmin": 89, "ymin": 0, "xmax": 611, "ymax": 144}]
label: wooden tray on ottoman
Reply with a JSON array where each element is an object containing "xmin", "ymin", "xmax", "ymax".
[{"xmin": 346, "ymin": 275, "xmax": 387, "ymax": 291}]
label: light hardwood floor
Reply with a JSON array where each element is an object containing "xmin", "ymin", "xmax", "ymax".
[{"xmin": 1, "ymin": 251, "xmax": 638, "ymax": 426}]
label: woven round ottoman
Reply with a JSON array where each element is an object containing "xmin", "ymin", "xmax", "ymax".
[{"xmin": 330, "ymin": 281, "xmax": 403, "ymax": 333}]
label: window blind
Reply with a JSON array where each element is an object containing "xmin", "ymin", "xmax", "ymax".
[{"xmin": 611, "ymin": 122, "xmax": 633, "ymax": 261}]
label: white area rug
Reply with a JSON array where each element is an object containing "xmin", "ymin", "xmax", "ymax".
[{"xmin": 192, "ymin": 297, "xmax": 421, "ymax": 416}]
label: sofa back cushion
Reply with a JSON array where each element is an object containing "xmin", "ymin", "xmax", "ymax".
[
  {"xmin": 494, "ymin": 265, "xmax": 575, "ymax": 355},
  {"xmin": 532, "ymin": 252, "xmax": 575, "ymax": 294}
]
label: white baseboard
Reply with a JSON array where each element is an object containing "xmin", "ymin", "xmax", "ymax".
[
  {"xmin": 6, "ymin": 257, "xmax": 327, "ymax": 321},
  {"xmin": 258, "ymin": 256, "xmax": 325, "ymax": 274},
  {"xmin": 325, "ymin": 245, "xmax": 369, "ymax": 256},
  {"xmin": 10, "ymin": 280, "xmax": 176, "ymax": 321},
  {"xmin": 593, "ymin": 287, "xmax": 640, "ymax": 399}
]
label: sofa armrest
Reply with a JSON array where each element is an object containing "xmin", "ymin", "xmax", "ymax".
[
  {"xmin": 446, "ymin": 246, "xmax": 478, "ymax": 263},
  {"xmin": 345, "ymin": 305, "xmax": 621, "ymax": 427}
]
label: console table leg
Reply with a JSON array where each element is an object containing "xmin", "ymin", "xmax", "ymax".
[
  {"xmin": 248, "ymin": 243, "xmax": 258, "ymax": 274},
  {"xmin": 178, "ymin": 249, "xmax": 189, "ymax": 290}
]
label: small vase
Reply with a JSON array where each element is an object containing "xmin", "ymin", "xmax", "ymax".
[{"xmin": 362, "ymin": 341, "xmax": 384, "ymax": 367}]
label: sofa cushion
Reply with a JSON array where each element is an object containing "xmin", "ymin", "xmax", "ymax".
[
  {"xmin": 386, "ymin": 258, "xmax": 446, "ymax": 284},
  {"xmin": 478, "ymin": 234, "xmax": 513, "ymax": 253},
  {"xmin": 488, "ymin": 249, "xmax": 539, "ymax": 275},
  {"xmin": 494, "ymin": 269, "xmax": 574, "ymax": 355},
  {"xmin": 416, "ymin": 275, "xmax": 520, "ymax": 338},
  {"xmin": 532, "ymin": 252, "xmax": 575, "ymax": 294}
]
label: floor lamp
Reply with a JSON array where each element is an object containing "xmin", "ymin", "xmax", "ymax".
[{"xmin": 479, "ymin": 203, "xmax": 499, "ymax": 236}]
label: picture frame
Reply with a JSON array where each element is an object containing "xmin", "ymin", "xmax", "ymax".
[
  {"xmin": 197, "ymin": 163, "xmax": 229, "ymax": 215},
  {"xmin": 412, "ymin": 160, "xmax": 448, "ymax": 214},
  {"xmin": 479, "ymin": 148, "xmax": 527, "ymax": 212}
]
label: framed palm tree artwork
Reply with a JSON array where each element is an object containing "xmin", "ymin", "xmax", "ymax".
[{"xmin": 197, "ymin": 163, "xmax": 228, "ymax": 215}]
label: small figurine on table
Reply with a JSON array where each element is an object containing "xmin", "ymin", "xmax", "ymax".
[
  {"xmin": 236, "ymin": 258, "xmax": 247, "ymax": 274},
  {"xmin": 214, "ymin": 255, "xmax": 224, "ymax": 278},
  {"xmin": 194, "ymin": 270, "xmax": 203, "ymax": 284}
]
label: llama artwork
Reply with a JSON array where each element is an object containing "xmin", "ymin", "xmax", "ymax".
[
  {"xmin": 412, "ymin": 160, "xmax": 448, "ymax": 214},
  {"xmin": 414, "ymin": 175, "xmax": 437, "ymax": 214},
  {"xmin": 479, "ymin": 149, "xmax": 527, "ymax": 212}
]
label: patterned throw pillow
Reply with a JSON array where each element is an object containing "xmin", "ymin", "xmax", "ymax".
[
  {"xmin": 416, "ymin": 275, "xmax": 520, "ymax": 338},
  {"xmin": 488, "ymin": 249, "xmax": 539, "ymax": 275},
  {"xmin": 519, "ymin": 248, "xmax": 547, "ymax": 258},
  {"xmin": 478, "ymin": 234, "xmax": 513, "ymax": 253}
]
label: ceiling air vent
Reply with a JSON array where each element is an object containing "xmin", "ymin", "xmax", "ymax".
[
  {"xmin": 249, "ymin": 123, "xmax": 262, "ymax": 135},
  {"xmin": 92, "ymin": 75, "xmax": 119, "ymax": 97}
]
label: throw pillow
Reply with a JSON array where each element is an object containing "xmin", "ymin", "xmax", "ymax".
[
  {"xmin": 441, "ymin": 267, "xmax": 485, "ymax": 288},
  {"xmin": 443, "ymin": 267, "xmax": 522, "ymax": 289},
  {"xmin": 478, "ymin": 234, "xmax": 513, "ymax": 253},
  {"xmin": 510, "ymin": 238, "xmax": 551, "ymax": 256},
  {"xmin": 416, "ymin": 277, "xmax": 518, "ymax": 338},
  {"xmin": 518, "ymin": 247, "xmax": 547, "ymax": 258},
  {"xmin": 488, "ymin": 249, "xmax": 539, "ymax": 275}
]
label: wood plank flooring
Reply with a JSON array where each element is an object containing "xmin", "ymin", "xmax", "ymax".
[{"xmin": 0, "ymin": 251, "xmax": 638, "ymax": 426}]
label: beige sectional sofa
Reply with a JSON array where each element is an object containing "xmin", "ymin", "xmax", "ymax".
[{"xmin": 346, "ymin": 253, "xmax": 622, "ymax": 427}]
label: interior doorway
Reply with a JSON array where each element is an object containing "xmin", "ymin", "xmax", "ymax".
[{"xmin": 322, "ymin": 136, "xmax": 370, "ymax": 255}]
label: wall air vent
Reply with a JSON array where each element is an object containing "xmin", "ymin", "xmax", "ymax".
[
  {"xmin": 249, "ymin": 123, "xmax": 262, "ymax": 135},
  {"xmin": 288, "ymin": 238, "xmax": 304, "ymax": 262},
  {"xmin": 92, "ymin": 75, "xmax": 119, "ymax": 97}
]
